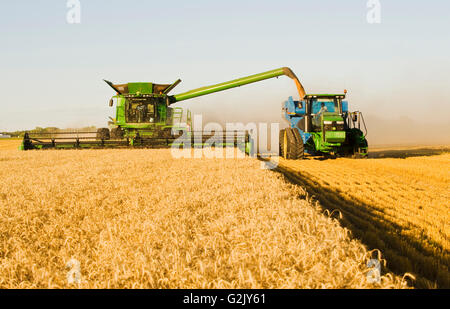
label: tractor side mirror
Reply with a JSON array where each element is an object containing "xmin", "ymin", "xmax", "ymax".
[
  {"xmin": 109, "ymin": 98, "xmax": 114, "ymax": 107},
  {"xmin": 352, "ymin": 113, "xmax": 358, "ymax": 122}
]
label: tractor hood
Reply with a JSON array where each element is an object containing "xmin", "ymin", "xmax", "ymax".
[
  {"xmin": 322, "ymin": 113, "xmax": 346, "ymax": 143},
  {"xmin": 322, "ymin": 113, "xmax": 344, "ymax": 123}
]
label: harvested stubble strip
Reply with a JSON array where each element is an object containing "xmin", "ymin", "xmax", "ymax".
[
  {"xmin": 278, "ymin": 154, "xmax": 450, "ymax": 288},
  {"xmin": 0, "ymin": 149, "xmax": 407, "ymax": 288}
]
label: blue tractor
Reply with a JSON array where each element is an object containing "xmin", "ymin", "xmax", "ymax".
[{"xmin": 280, "ymin": 93, "xmax": 368, "ymax": 159}]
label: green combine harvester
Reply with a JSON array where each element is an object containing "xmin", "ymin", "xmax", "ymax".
[
  {"xmin": 20, "ymin": 67, "xmax": 368, "ymax": 159},
  {"xmin": 21, "ymin": 67, "xmax": 303, "ymax": 152}
]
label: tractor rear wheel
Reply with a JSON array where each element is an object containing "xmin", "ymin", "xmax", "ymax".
[
  {"xmin": 280, "ymin": 128, "xmax": 304, "ymax": 160},
  {"xmin": 291, "ymin": 128, "xmax": 305, "ymax": 159},
  {"xmin": 96, "ymin": 128, "xmax": 110, "ymax": 140}
]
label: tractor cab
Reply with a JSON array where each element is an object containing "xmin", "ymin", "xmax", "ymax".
[
  {"xmin": 304, "ymin": 94, "xmax": 347, "ymax": 145},
  {"xmin": 305, "ymin": 94, "xmax": 347, "ymax": 130},
  {"xmin": 284, "ymin": 94, "xmax": 347, "ymax": 133}
]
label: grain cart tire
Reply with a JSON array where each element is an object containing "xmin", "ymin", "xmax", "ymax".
[
  {"xmin": 110, "ymin": 127, "xmax": 124, "ymax": 139},
  {"xmin": 96, "ymin": 128, "xmax": 110, "ymax": 140},
  {"xmin": 291, "ymin": 128, "xmax": 305, "ymax": 159}
]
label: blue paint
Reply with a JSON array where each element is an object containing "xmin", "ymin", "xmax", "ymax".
[{"xmin": 342, "ymin": 101, "xmax": 348, "ymax": 112}]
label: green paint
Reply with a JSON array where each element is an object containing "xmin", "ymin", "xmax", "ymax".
[
  {"xmin": 127, "ymin": 83, "xmax": 153, "ymax": 94},
  {"xmin": 172, "ymin": 68, "xmax": 292, "ymax": 102},
  {"xmin": 324, "ymin": 131, "xmax": 346, "ymax": 143},
  {"xmin": 322, "ymin": 113, "xmax": 343, "ymax": 122}
]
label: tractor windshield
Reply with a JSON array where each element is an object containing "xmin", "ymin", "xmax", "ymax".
[
  {"xmin": 311, "ymin": 98, "xmax": 337, "ymax": 114},
  {"xmin": 310, "ymin": 97, "xmax": 342, "ymax": 129}
]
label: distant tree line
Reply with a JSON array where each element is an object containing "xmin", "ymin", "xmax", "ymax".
[{"xmin": 1, "ymin": 126, "xmax": 98, "ymax": 138}]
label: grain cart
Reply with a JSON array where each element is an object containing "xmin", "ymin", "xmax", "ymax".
[
  {"xmin": 21, "ymin": 67, "xmax": 305, "ymax": 151},
  {"xmin": 280, "ymin": 93, "xmax": 368, "ymax": 159}
]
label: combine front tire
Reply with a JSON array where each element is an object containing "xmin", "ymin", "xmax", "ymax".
[
  {"xmin": 110, "ymin": 127, "xmax": 124, "ymax": 139},
  {"xmin": 96, "ymin": 128, "xmax": 110, "ymax": 140},
  {"xmin": 158, "ymin": 128, "xmax": 173, "ymax": 139}
]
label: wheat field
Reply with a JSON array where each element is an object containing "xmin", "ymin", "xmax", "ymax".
[
  {"xmin": 0, "ymin": 147, "xmax": 409, "ymax": 288},
  {"xmin": 277, "ymin": 153, "xmax": 450, "ymax": 288},
  {"xmin": 0, "ymin": 139, "xmax": 20, "ymax": 151}
]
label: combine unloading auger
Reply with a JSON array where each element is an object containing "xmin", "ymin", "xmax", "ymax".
[{"xmin": 169, "ymin": 67, "xmax": 306, "ymax": 103}]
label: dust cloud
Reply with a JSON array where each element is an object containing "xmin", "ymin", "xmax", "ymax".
[{"xmin": 178, "ymin": 96, "xmax": 450, "ymax": 147}]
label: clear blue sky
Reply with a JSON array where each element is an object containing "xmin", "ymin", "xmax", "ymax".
[{"xmin": 0, "ymin": 0, "xmax": 449, "ymax": 131}]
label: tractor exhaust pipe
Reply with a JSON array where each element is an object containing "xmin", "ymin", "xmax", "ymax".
[{"xmin": 304, "ymin": 100, "xmax": 312, "ymax": 133}]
